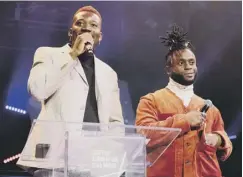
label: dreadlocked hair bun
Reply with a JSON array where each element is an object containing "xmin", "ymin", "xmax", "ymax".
[{"xmin": 160, "ymin": 24, "xmax": 194, "ymax": 60}]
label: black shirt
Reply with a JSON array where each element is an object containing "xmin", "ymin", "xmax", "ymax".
[{"xmin": 78, "ymin": 52, "xmax": 99, "ymax": 123}]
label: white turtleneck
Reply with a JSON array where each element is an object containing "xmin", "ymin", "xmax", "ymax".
[{"xmin": 166, "ymin": 78, "xmax": 194, "ymax": 107}]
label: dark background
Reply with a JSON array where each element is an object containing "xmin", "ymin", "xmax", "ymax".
[{"xmin": 0, "ymin": 1, "xmax": 241, "ymax": 177}]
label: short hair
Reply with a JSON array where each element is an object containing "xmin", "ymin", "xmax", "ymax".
[{"xmin": 73, "ymin": 6, "xmax": 102, "ymax": 21}]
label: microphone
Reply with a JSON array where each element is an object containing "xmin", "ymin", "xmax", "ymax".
[
  {"xmin": 199, "ymin": 100, "xmax": 213, "ymax": 141},
  {"xmin": 84, "ymin": 42, "xmax": 94, "ymax": 55},
  {"xmin": 200, "ymin": 99, "xmax": 213, "ymax": 113}
]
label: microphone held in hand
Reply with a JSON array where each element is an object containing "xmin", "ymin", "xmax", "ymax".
[
  {"xmin": 200, "ymin": 99, "xmax": 213, "ymax": 113},
  {"xmin": 84, "ymin": 42, "xmax": 94, "ymax": 55}
]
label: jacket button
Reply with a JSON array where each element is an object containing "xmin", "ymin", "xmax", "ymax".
[{"xmin": 185, "ymin": 160, "xmax": 191, "ymax": 165}]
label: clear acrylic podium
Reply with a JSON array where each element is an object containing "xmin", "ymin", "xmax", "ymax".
[{"xmin": 17, "ymin": 120, "xmax": 181, "ymax": 177}]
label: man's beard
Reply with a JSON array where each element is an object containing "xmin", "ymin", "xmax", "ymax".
[{"xmin": 171, "ymin": 71, "xmax": 197, "ymax": 86}]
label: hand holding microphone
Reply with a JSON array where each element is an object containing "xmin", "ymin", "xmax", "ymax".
[
  {"xmin": 69, "ymin": 32, "xmax": 94, "ymax": 59},
  {"xmin": 185, "ymin": 99, "xmax": 212, "ymax": 128},
  {"xmin": 185, "ymin": 111, "xmax": 205, "ymax": 128},
  {"xmin": 199, "ymin": 100, "xmax": 222, "ymax": 147}
]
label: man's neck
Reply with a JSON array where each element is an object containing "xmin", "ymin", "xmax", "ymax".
[
  {"xmin": 168, "ymin": 77, "xmax": 194, "ymax": 90},
  {"xmin": 166, "ymin": 78, "xmax": 194, "ymax": 107}
]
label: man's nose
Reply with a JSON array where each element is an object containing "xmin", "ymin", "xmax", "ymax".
[
  {"xmin": 81, "ymin": 27, "xmax": 91, "ymax": 33},
  {"xmin": 184, "ymin": 62, "xmax": 192, "ymax": 70},
  {"xmin": 81, "ymin": 24, "xmax": 92, "ymax": 33}
]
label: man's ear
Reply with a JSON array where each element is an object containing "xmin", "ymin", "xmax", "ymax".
[
  {"xmin": 165, "ymin": 56, "xmax": 173, "ymax": 76},
  {"xmin": 68, "ymin": 28, "xmax": 73, "ymax": 37},
  {"xmin": 98, "ymin": 31, "xmax": 103, "ymax": 44},
  {"xmin": 165, "ymin": 65, "xmax": 172, "ymax": 76}
]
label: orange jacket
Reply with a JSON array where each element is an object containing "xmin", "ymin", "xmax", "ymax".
[{"xmin": 136, "ymin": 88, "xmax": 232, "ymax": 177}]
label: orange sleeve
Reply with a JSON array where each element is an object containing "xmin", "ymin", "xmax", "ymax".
[
  {"xmin": 136, "ymin": 94, "xmax": 191, "ymax": 137},
  {"xmin": 212, "ymin": 108, "xmax": 233, "ymax": 161}
]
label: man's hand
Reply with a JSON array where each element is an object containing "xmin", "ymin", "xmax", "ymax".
[
  {"xmin": 185, "ymin": 110, "xmax": 205, "ymax": 128},
  {"xmin": 205, "ymin": 133, "xmax": 222, "ymax": 147},
  {"xmin": 69, "ymin": 33, "xmax": 94, "ymax": 59}
]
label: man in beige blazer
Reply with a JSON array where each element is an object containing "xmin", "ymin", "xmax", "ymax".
[{"xmin": 17, "ymin": 6, "xmax": 124, "ymax": 170}]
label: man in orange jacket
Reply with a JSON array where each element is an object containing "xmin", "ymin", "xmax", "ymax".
[{"xmin": 136, "ymin": 24, "xmax": 232, "ymax": 177}]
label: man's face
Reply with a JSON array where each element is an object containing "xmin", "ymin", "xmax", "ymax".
[
  {"xmin": 69, "ymin": 11, "xmax": 102, "ymax": 48},
  {"xmin": 168, "ymin": 48, "xmax": 198, "ymax": 85}
]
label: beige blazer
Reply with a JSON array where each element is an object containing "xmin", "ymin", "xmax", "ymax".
[{"xmin": 17, "ymin": 44, "xmax": 124, "ymax": 167}]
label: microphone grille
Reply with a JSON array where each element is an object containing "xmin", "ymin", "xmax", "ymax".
[{"xmin": 205, "ymin": 99, "xmax": 213, "ymax": 107}]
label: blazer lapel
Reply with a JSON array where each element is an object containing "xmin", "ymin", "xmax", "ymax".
[
  {"xmin": 74, "ymin": 60, "xmax": 88, "ymax": 85},
  {"xmin": 61, "ymin": 44, "xmax": 88, "ymax": 85},
  {"xmin": 94, "ymin": 56, "xmax": 102, "ymax": 102},
  {"xmin": 94, "ymin": 57, "xmax": 108, "ymax": 124}
]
